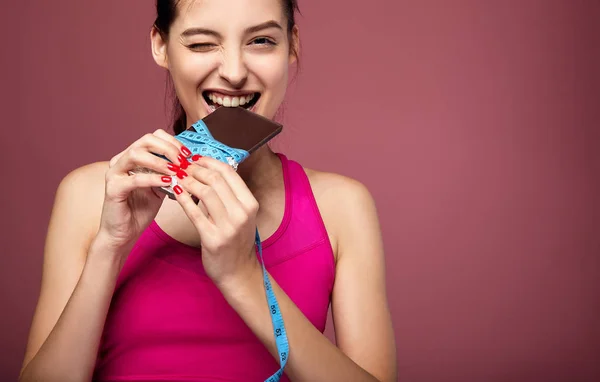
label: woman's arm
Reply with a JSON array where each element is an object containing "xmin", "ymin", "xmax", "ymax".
[
  {"xmin": 220, "ymin": 176, "xmax": 397, "ymax": 382},
  {"xmin": 21, "ymin": 129, "xmax": 186, "ymax": 381},
  {"xmin": 19, "ymin": 163, "xmax": 122, "ymax": 382}
]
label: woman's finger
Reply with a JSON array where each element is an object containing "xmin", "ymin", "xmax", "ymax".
[
  {"xmin": 192, "ymin": 156, "xmax": 258, "ymax": 213},
  {"xmin": 111, "ymin": 129, "xmax": 191, "ymax": 175},
  {"xmin": 177, "ymin": 174, "xmax": 229, "ymax": 226},
  {"xmin": 109, "ymin": 150, "xmax": 126, "ymax": 168},
  {"xmin": 135, "ymin": 131, "xmax": 190, "ymax": 168},
  {"xmin": 173, "ymin": 184, "xmax": 215, "ymax": 236},
  {"xmin": 153, "ymin": 129, "xmax": 193, "ymax": 157},
  {"xmin": 105, "ymin": 172, "xmax": 172, "ymax": 201},
  {"xmin": 111, "ymin": 147, "xmax": 179, "ymax": 178},
  {"xmin": 110, "ymin": 128, "xmax": 180, "ymax": 165},
  {"xmin": 186, "ymin": 164, "xmax": 244, "ymax": 214}
]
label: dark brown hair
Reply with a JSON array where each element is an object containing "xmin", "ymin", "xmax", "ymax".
[{"xmin": 154, "ymin": 0, "xmax": 300, "ymax": 134}]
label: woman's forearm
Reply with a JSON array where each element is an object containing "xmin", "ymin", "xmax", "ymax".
[
  {"xmin": 19, "ymin": 236, "xmax": 124, "ymax": 382},
  {"xmin": 220, "ymin": 263, "xmax": 379, "ymax": 382}
]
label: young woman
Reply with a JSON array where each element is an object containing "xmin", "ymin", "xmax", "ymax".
[{"xmin": 19, "ymin": 0, "xmax": 397, "ymax": 381}]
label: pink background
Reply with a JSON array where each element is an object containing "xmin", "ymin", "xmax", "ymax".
[{"xmin": 2, "ymin": 1, "xmax": 599, "ymax": 381}]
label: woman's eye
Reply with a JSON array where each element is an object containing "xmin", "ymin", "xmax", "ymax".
[
  {"xmin": 251, "ymin": 37, "xmax": 276, "ymax": 46},
  {"xmin": 188, "ymin": 43, "xmax": 216, "ymax": 51}
]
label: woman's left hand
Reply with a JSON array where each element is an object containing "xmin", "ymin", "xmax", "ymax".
[{"xmin": 173, "ymin": 156, "xmax": 261, "ymax": 289}]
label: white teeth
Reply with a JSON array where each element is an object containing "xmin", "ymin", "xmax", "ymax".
[{"xmin": 206, "ymin": 92, "xmax": 257, "ymax": 107}]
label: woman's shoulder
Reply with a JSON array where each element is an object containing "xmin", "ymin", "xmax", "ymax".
[
  {"xmin": 302, "ymin": 167, "xmax": 379, "ymax": 258},
  {"xmin": 51, "ymin": 161, "xmax": 109, "ymax": 237},
  {"xmin": 58, "ymin": 161, "xmax": 109, "ymax": 196},
  {"xmin": 303, "ymin": 168, "xmax": 374, "ymax": 205},
  {"xmin": 58, "ymin": 160, "xmax": 109, "ymax": 209}
]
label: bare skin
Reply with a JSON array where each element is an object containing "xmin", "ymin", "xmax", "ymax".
[{"xmin": 19, "ymin": 0, "xmax": 397, "ymax": 381}]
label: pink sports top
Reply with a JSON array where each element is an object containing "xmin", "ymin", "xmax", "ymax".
[{"xmin": 93, "ymin": 153, "xmax": 336, "ymax": 382}]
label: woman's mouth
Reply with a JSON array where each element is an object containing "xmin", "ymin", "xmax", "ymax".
[{"xmin": 202, "ymin": 91, "xmax": 260, "ymax": 113}]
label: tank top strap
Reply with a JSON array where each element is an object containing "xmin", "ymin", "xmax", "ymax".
[{"xmin": 263, "ymin": 153, "xmax": 333, "ymax": 265}]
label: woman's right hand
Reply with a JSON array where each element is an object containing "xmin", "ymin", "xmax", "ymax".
[{"xmin": 95, "ymin": 129, "xmax": 191, "ymax": 256}]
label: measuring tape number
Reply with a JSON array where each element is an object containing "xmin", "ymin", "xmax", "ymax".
[{"xmin": 255, "ymin": 229, "xmax": 289, "ymax": 382}]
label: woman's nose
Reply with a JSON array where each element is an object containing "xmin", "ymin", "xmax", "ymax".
[{"xmin": 218, "ymin": 49, "xmax": 248, "ymax": 88}]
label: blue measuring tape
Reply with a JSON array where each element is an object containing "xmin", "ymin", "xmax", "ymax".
[
  {"xmin": 176, "ymin": 120, "xmax": 250, "ymax": 165},
  {"xmin": 255, "ymin": 229, "xmax": 289, "ymax": 382},
  {"xmin": 171, "ymin": 121, "xmax": 290, "ymax": 380}
]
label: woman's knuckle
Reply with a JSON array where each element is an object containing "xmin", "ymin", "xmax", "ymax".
[
  {"xmin": 206, "ymin": 171, "xmax": 221, "ymax": 185},
  {"xmin": 213, "ymin": 238, "xmax": 227, "ymax": 252},
  {"xmin": 189, "ymin": 208, "xmax": 203, "ymax": 223},
  {"xmin": 196, "ymin": 185, "xmax": 212, "ymax": 199},
  {"xmin": 132, "ymin": 175, "xmax": 145, "ymax": 187},
  {"xmin": 105, "ymin": 169, "xmax": 116, "ymax": 182},
  {"xmin": 128, "ymin": 148, "xmax": 142, "ymax": 163},
  {"xmin": 131, "ymin": 135, "xmax": 148, "ymax": 148},
  {"xmin": 214, "ymin": 161, "xmax": 230, "ymax": 173},
  {"xmin": 223, "ymin": 227, "xmax": 236, "ymax": 241},
  {"xmin": 233, "ymin": 210, "xmax": 249, "ymax": 225},
  {"xmin": 247, "ymin": 200, "xmax": 259, "ymax": 214},
  {"xmin": 105, "ymin": 190, "xmax": 117, "ymax": 201},
  {"xmin": 104, "ymin": 179, "xmax": 118, "ymax": 197}
]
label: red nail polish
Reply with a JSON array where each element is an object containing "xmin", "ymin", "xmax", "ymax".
[
  {"xmin": 192, "ymin": 154, "xmax": 202, "ymax": 161},
  {"xmin": 178, "ymin": 154, "xmax": 190, "ymax": 169},
  {"xmin": 181, "ymin": 146, "xmax": 192, "ymax": 156},
  {"xmin": 167, "ymin": 163, "xmax": 179, "ymax": 172},
  {"xmin": 173, "ymin": 185, "xmax": 183, "ymax": 195},
  {"xmin": 161, "ymin": 176, "xmax": 172, "ymax": 183},
  {"xmin": 176, "ymin": 170, "xmax": 188, "ymax": 180}
]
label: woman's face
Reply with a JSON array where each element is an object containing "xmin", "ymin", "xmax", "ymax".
[{"xmin": 151, "ymin": 0, "xmax": 298, "ymax": 123}]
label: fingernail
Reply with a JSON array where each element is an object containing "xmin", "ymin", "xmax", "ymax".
[
  {"xmin": 167, "ymin": 163, "xmax": 180, "ymax": 172},
  {"xmin": 178, "ymin": 154, "xmax": 190, "ymax": 169},
  {"xmin": 173, "ymin": 185, "xmax": 183, "ymax": 195},
  {"xmin": 181, "ymin": 146, "xmax": 192, "ymax": 157},
  {"xmin": 161, "ymin": 176, "xmax": 172, "ymax": 183},
  {"xmin": 192, "ymin": 154, "xmax": 202, "ymax": 161},
  {"xmin": 176, "ymin": 170, "xmax": 188, "ymax": 179}
]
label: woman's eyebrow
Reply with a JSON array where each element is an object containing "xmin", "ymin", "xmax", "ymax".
[{"xmin": 181, "ymin": 20, "xmax": 283, "ymax": 38}]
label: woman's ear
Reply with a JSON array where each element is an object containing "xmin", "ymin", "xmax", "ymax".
[
  {"xmin": 289, "ymin": 25, "xmax": 300, "ymax": 65},
  {"xmin": 151, "ymin": 26, "xmax": 169, "ymax": 69}
]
